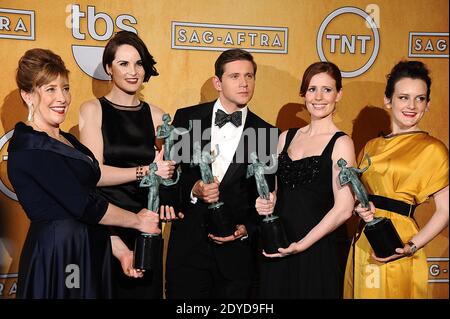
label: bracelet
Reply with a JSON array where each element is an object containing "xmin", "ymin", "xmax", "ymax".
[
  {"xmin": 406, "ymin": 240, "xmax": 418, "ymax": 256},
  {"xmin": 136, "ymin": 165, "xmax": 145, "ymax": 181},
  {"xmin": 240, "ymin": 234, "xmax": 249, "ymax": 241}
]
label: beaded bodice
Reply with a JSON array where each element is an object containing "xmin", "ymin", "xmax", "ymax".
[
  {"xmin": 273, "ymin": 128, "xmax": 346, "ymax": 243},
  {"xmin": 277, "ymin": 152, "xmax": 322, "ymax": 189}
]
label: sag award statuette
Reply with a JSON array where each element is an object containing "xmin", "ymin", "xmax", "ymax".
[
  {"xmin": 134, "ymin": 162, "xmax": 180, "ymax": 270},
  {"xmin": 247, "ymin": 152, "xmax": 288, "ymax": 254},
  {"xmin": 338, "ymin": 155, "xmax": 403, "ymax": 258},
  {"xmin": 156, "ymin": 113, "xmax": 191, "ymax": 210},
  {"xmin": 192, "ymin": 141, "xmax": 235, "ymax": 237},
  {"xmin": 156, "ymin": 113, "xmax": 192, "ymax": 162}
]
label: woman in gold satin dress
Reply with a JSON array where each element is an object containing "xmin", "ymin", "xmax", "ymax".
[{"xmin": 344, "ymin": 61, "xmax": 449, "ymax": 299}]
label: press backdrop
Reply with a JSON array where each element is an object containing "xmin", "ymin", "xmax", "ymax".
[{"xmin": 0, "ymin": 0, "xmax": 448, "ymax": 298}]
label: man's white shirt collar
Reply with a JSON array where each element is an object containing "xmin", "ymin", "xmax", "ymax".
[{"xmin": 210, "ymin": 99, "xmax": 248, "ymax": 182}]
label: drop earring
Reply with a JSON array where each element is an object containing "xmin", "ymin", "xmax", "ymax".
[{"xmin": 27, "ymin": 103, "xmax": 34, "ymax": 122}]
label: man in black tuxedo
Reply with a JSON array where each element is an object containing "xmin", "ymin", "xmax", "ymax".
[{"xmin": 165, "ymin": 49, "xmax": 279, "ymax": 299}]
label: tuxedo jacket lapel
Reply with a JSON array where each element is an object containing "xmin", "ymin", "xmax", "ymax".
[
  {"xmin": 191, "ymin": 105, "xmax": 213, "ymax": 173},
  {"xmin": 200, "ymin": 111, "xmax": 213, "ymax": 151}
]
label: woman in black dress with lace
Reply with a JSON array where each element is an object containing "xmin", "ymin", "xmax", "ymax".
[
  {"xmin": 79, "ymin": 31, "xmax": 177, "ymax": 298},
  {"xmin": 255, "ymin": 62, "xmax": 355, "ymax": 298}
]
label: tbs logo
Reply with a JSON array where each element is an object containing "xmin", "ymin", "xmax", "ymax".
[{"xmin": 67, "ymin": 4, "xmax": 138, "ymax": 80}]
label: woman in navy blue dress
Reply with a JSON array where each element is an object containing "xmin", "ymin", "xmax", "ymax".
[{"xmin": 8, "ymin": 48, "xmax": 160, "ymax": 298}]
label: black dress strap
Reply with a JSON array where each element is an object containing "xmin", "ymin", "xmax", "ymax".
[
  {"xmin": 321, "ymin": 131, "xmax": 346, "ymax": 157},
  {"xmin": 282, "ymin": 128, "xmax": 300, "ymax": 153}
]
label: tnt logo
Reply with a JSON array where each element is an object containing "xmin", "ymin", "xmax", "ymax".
[
  {"xmin": 316, "ymin": 6, "xmax": 380, "ymax": 78},
  {"xmin": 0, "ymin": 8, "xmax": 35, "ymax": 40},
  {"xmin": 409, "ymin": 32, "xmax": 448, "ymax": 58},
  {"xmin": 67, "ymin": 4, "xmax": 138, "ymax": 80}
]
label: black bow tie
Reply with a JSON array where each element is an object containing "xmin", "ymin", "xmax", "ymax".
[{"xmin": 214, "ymin": 109, "xmax": 242, "ymax": 128}]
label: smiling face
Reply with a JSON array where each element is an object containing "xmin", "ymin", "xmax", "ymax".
[
  {"xmin": 22, "ymin": 74, "xmax": 71, "ymax": 129},
  {"xmin": 304, "ymin": 72, "xmax": 342, "ymax": 120},
  {"xmin": 385, "ymin": 77, "xmax": 429, "ymax": 133},
  {"xmin": 107, "ymin": 44, "xmax": 145, "ymax": 95},
  {"xmin": 212, "ymin": 59, "xmax": 255, "ymax": 112}
]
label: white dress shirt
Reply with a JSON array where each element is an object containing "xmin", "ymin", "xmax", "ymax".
[
  {"xmin": 190, "ymin": 100, "xmax": 248, "ymax": 205},
  {"xmin": 210, "ymin": 99, "xmax": 248, "ymax": 182}
]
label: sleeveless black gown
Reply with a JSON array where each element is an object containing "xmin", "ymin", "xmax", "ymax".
[
  {"xmin": 98, "ymin": 97, "xmax": 162, "ymax": 298},
  {"xmin": 260, "ymin": 129, "xmax": 346, "ymax": 298}
]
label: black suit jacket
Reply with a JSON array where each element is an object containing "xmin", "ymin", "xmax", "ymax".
[{"xmin": 166, "ymin": 101, "xmax": 279, "ymax": 281}]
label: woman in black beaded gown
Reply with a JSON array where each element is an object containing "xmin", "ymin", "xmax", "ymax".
[
  {"xmin": 79, "ymin": 31, "xmax": 177, "ymax": 298},
  {"xmin": 255, "ymin": 62, "xmax": 355, "ymax": 298}
]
